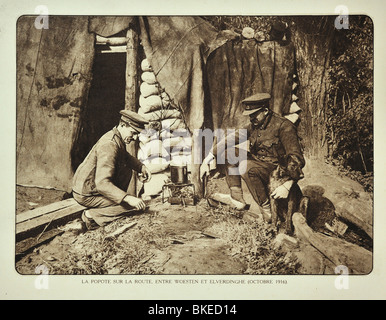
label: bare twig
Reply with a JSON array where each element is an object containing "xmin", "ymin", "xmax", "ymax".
[{"xmin": 36, "ymin": 218, "xmax": 53, "ymax": 242}]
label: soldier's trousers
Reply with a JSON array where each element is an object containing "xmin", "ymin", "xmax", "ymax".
[
  {"xmin": 222, "ymin": 148, "xmax": 277, "ymax": 206},
  {"xmin": 73, "ymin": 192, "xmax": 137, "ymax": 227}
]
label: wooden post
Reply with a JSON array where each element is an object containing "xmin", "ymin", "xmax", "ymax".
[
  {"xmin": 192, "ymin": 131, "xmax": 203, "ymax": 198},
  {"xmin": 125, "ymin": 28, "xmax": 138, "ymax": 110},
  {"xmin": 125, "ymin": 27, "xmax": 139, "ymax": 196}
]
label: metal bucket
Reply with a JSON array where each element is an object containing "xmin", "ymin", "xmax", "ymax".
[{"xmin": 170, "ymin": 162, "xmax": 188, "ymax": 184}]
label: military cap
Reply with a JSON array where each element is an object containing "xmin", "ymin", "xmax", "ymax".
[
  {"xmin": 119, "ymin": 109, "xmax": 149, "ymax": 132},
  {"xmin": 241, "ymin": 93, "xmax": 271, "ymax": 115}
]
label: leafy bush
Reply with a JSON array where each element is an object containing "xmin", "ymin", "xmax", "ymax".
[{"xmin": 326, "ymin": 16, "xmax": 373, "ymax": 174}]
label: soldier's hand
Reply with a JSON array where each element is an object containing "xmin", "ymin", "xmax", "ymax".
[
  {"xmin": 200, "ymin": 163, "xmax": 210, "ymax": 181},
  {"xmin": 124, "ymin": 195, "xmax": 146, "ymax": 211},
  {"xmin": 140, "ymin": 165, "xmax": 152, "ymax": 183},
  {"xmin": 200, "ymin": 153, "xmax": 215, "ymax": 181},
  {"xmin": 271, "ymin": 184, "xmax": 290, "ymax": 199}
]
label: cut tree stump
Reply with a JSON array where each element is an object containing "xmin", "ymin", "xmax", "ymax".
[
  {"xmin": 16, "ymin": 198, "xmax": 86, "ymax": 242},
  {"xmin": 333, "ymin": 199, "xmax": 372, "ymax": 239},
  {"xmin": 292, "ymin": 212, "xmax": 372, "ymax": 275}
]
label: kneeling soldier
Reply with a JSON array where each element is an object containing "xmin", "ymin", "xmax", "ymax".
[{"xmin": 72, "ymin": 110, "xmax": 152, "ymax": 230}]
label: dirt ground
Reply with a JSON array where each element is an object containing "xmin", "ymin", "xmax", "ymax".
[
  {"xmin": 15, "ymin": 157, "xmax": 373, "ymax": 275},
  {"xmin": 16, "ymin": 198, "xmax": 247, "ymax": 275}
]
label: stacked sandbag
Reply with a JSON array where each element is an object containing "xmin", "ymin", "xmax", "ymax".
[
  {"xmin": 138, "ymin": 108, "xmax": 181, "ymax": 122},
  {"xmin": 284, "ymin": 74, "xmax": 301, "ymax": 125},
  {"xmin": 167, "ymin": 134, "xmax": 193, "ymax": 172},
  {"xmin": 138, "ymin": 58, "xmax": 192, "ymax": 199},
  {"xmin": 138, "ymin": 139, "xmax": 169, "ymax": 163}
]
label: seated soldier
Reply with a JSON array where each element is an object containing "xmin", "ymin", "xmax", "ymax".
[{"xmin": 200, "ymin": 93, "xmax": 305, "ymax": 222}]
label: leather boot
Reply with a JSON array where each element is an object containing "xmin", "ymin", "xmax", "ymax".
[
  {"xmin": 229, "ymin": 187, "xmax": 247, "ymax": 210},
  {"xmin": 259, "ymin": 200, "xmax": 272, "ymax": 223},
  {"xmin": 81, "ymin": 210, "xmax": 99, "ymax": 231}
]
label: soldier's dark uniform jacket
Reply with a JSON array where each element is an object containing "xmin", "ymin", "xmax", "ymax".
[
  {"xmin": 212, "ymin": 110, "xmax": 305, "ymax": 167},
  {"xmin": 72, "ymin": 126, "xmax": 143, "ymax": 204},
  {"xmin": 248, "ymin": 110, "xmax": 304, "ymax": 166},
  {"xmin": 211, "ymin": 109, "xmax": 305, "ymax": 206}
]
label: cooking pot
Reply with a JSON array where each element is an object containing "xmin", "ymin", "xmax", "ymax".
[{"xmin": 170, "ymin": 162, "xmax": 188, "ymax": 184}]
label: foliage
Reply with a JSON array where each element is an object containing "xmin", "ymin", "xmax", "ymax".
[
  {"xmin": 203, "ymin": 15, "xmax": 275, "ymax": 34},
  {"xmin": 326, "ymin": 16, "xmax": 373, "ymax": 175}
]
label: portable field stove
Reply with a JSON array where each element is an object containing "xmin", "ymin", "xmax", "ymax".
[{"xmin": 161, "ymin": 162, "xmax": 196, "ymax": 206}]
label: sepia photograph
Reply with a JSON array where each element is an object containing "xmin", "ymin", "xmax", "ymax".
[{"xmin": 15, "ymin": 14, "xmax": 374, "ymax": 277}]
